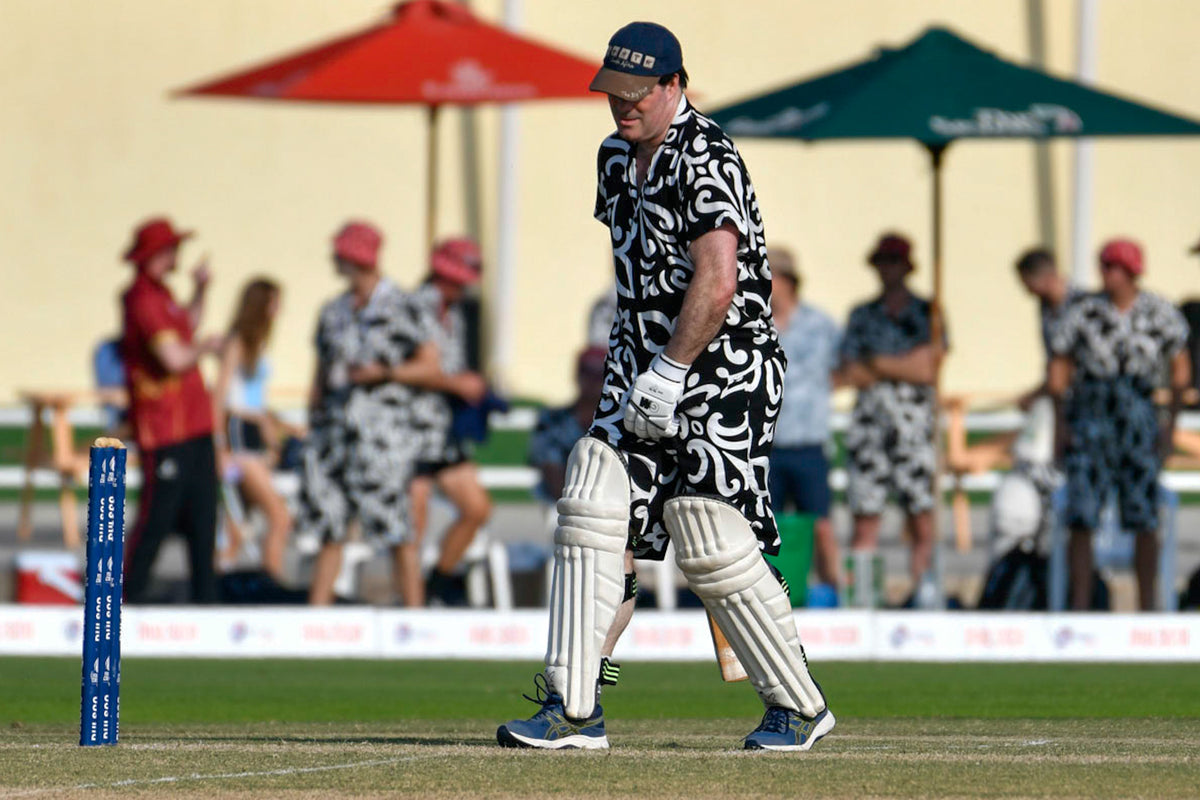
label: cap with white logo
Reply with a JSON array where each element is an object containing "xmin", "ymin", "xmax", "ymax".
[{"xmin": 589, "ymin": 22, "xmax": 683, "ymax": 102}]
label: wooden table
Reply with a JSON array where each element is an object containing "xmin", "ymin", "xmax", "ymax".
[{"xmin": 17, "ymin": 390, "xmax": 119, "ymax": 549}]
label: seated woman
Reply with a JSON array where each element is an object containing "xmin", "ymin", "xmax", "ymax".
[{"xmin": 212, "ymin": 278, "xmax": 292, "ymax": 579}]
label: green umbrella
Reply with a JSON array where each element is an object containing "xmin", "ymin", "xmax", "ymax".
[
  {"xmin": 710, "ymin": 25, "xmax": 1200, "ymax": 332},
  {"xmin": 709, "ymin": 26, "xmax": 1200, "ymax": 557}
]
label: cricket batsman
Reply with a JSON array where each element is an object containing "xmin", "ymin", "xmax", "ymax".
[{"xmin": 497, "ymin": 21, "xmax": 833, "ymax": 752}]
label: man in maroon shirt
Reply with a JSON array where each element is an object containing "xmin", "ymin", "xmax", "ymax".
[{"xmin": 120, "ymin": 218, "xmax": 223, "ymax": 603}]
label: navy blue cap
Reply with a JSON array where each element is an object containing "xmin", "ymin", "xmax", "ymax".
[{"xmin": 590, "ymin": 22, "xmax": 683, "ymax": 101}]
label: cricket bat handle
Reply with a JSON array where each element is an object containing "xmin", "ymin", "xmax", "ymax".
[{"xmin": 707, "ymin": 613, "xmax": 748, "ymax": 682}]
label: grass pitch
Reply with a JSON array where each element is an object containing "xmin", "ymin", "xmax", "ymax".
[{"xmin": 1, "ymin": 659, "xmax": 1198, "ymax": 798}]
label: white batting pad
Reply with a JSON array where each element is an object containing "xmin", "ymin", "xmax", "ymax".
[
  {"xmin": 545, "ymin": 437, "xmax": 630, "ymax": 719},
  {"xmin": 665, "ymin": 496, "xmax": 825, "ymax": 717}
]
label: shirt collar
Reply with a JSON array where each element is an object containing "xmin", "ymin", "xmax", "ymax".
[
  {"xmin": 367, "ymin": 276, "xmax": 395, "ymax": 309},
  {"xmin": 662, "ymin": 95, "xmax": 692, "ymax": 146},
  {"xmin": 348, "ymin": 276, "xmax": 393, "ymax": 314},
  {"xmin": 671, "ymin": 94, "xmax": 690, "ymax": 125},
  {"xmin": 873, "ymin": 290, "xmax": 917, "ymax": 317}
]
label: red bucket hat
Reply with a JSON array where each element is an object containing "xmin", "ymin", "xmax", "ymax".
[
  {"xmin": 1099, "ymin": 238, "xmax": 1144, "ymax": 276},
  {"xmin": 124, "ymin": 217, "xmax": 192, "ymax": 266},
  {"xmin": 430, "ymin": 237, "xmax": 482, "ymax": 285},
  {"xmin": 333, "ymin": 221, "xmax": 383, "ymax": 269},
  {"xmin": 577, "ymin": 345, "xmax": 608, "ymax": 375},
  {"xmin": 868, "ymin": 232, "xmax": 914, "ymax": 267}
]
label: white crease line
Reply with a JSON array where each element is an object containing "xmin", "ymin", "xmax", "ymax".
[
  {"xmin": 2, "ymin": 754, "xmax": 437, "ymax": 797},
  {"xmin": 976, "ymin": 739, "xmax": 1054, "ymax": 750}
]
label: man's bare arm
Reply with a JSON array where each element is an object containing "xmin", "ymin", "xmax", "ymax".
[
  {"xmin": 347, "ymin": 343, "xmax": 487, "ymax": 402},
  {"xmin": 663, "ymin": 224, "xmax": 739, "ymax": 366},
  {"xmin": 391, "ymin": 344, "xmax": 486, "ymax": 401},
  {"xmin": 307, "ymin": 356, "xmax": 324, "ymax": 416},
  {"xmin": 1047, "ymin": 355, "xmax": 1074, "ymax": 459},
  {"xmin": 1047, "ymin": 356, "xmax": 1073, "ymax": 398},
  {"xmin": 186, "ymin": 259, "xmax": 211, "ymax": 332},
  {"xmin": 869, "ymin": 344, "xmax": 941, "ymax": 386},
  {"xmin": 151, "ymin": 333, "xmax": 221, "ymax": 375},
  {"xmin": 1161, "ymin": 349, "xmax": 1192, "ymax": 461},
  {"xmin": 835, "ymin": 362, "xmax": 876, "ymax": 390}
]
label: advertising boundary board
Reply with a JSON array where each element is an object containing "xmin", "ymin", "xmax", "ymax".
[{"xmin": 1, "ymin": 607, "xmax": 1196, "ymax": 661}]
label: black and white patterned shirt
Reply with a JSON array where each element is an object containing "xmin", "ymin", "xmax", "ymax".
[
  {"xmin": 409, "ymin": 282, "xmax": 467, "ymax": 457},
  {"xmin": 412, "ymin": 282, "xmax": 469, "ymax": 376},
  {"xmin": 1049, "ymin": 290, "xmax": 1188, "ymax": 391},
  {"xmin": 311, "ymin": 278, "xmax": 442, "ymax": 433},
  {"xmin": 592, "ymin": 96, "xmax": 776, "ymax": 427},
  {"xmin": 1040, "ymin": 286, "xmax": 1085, "ymax": 364},
  {"xmin": 840, "ymin": 293, "xmax": 943, "ymax": 415}
]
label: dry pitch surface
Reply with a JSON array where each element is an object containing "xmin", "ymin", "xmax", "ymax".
[{"xmin": 1, "ymin": 659, "xmax": 1198, "ymax": 798}]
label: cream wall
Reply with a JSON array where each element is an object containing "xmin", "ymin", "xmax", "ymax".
[{"xmin": 3, "ymin": 0, "xmax": 1199, "ymax": 406}]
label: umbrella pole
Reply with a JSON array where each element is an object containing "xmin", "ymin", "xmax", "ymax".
[
  {"xmin": 427, "ymin": 104, "xmax": 441, "ymax": 253},
  {"xmin": 931, "ymin": 143, "xmax": 973, "ymax": 561},
  {"xmin": 928, "ymin": 143, "xmax": 947, "ymax": 347},
  {"xmin": 926, "ymin": 142, "xmax": 968, "ymax": 595}
]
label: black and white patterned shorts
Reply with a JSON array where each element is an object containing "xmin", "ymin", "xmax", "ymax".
[
  {"xmin": 298, "ymin": 424, "xmax": 422, "ymax": 546},
  {"xmin": 1063, "ymin": 380, "xmax": 1161, "ymax": 533},
  {"xmin": 845, "ymin": 399, "xmax": 936, "ymax": 516},
  {"xmin": 590, "ymin": 344, "xmax": 783, "ymax": 561}
]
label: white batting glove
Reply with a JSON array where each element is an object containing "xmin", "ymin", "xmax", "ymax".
[{"xmin": 623, "ymin": 354, "xmax": 688, "ymax": 440}]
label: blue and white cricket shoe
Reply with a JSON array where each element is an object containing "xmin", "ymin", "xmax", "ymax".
[
  {"xmin": 496, "ymin": 674, "xmax": 609, "ymax": 750},
  {"xmin": 743, "ymin": 706, "xmax": 835, "ymax": 751}
]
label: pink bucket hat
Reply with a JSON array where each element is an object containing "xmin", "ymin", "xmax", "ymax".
[
  {"xmin": 1099, "ymin": 238, "xmax": 1144, "ymax": 276},
  {"xmin": 333, "ymin": 220, "xmax": 383, "ymax": 269},
  {"xmin": 430, "ymin": 237, "xmax": 482, "ymax": 285}
]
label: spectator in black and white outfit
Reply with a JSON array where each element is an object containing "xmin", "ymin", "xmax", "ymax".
[
  {"xmin": 1014, "ymin": 248, "xmax": 1085, "ymax": 404},
  {"xmin": 1048, "ymin": 238, "xmax": 1190, "ymax": 611},
  {"xmin": 301, "ymin": 221, "xmax": 453, "ymax": 606},
  {"xmin": 840, "ymin": 233, "xmax": 946, "ymax": 601},
  {"xmin": 409, "ymin": 237, "xmax": 490, "ymax": 606},
  {"xmin": 1009, "ymin": 247, "xmax": 1084, "ymax": 513}
]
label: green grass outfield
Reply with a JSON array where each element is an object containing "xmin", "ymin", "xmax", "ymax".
[{"xmin": 1, "ymin": 659, "xmax": 1198, "ymax": 798}]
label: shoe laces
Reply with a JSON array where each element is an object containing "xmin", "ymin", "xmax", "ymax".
[
  {"xmin": 522, "ymin": 673, "xmax": 559, "ymax": 710},
  {"xmin": 759, "ymin": 706, "xmax": 794, "ymax": 734}
]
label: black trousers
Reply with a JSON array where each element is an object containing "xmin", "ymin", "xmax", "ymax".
[{"xmin": 124, "ymin": 434, "xmax": 218, "ymax": 604}]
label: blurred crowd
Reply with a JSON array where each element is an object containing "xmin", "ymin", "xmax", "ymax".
[
  {"xmin": 109, "ymin": 216, "xmax": 494, "ymax": 607},
  {"xmin": 105, "ymin": 214, "xmax": 1198, "ymax": 612},
  {"xmin": 547, "ymin": 231, "xmax": 1196, "ymax": 612}
]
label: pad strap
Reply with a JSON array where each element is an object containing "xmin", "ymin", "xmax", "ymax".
[{"xmin": 599, "ymin": 656, "xmax": 621, "ymax": 687}]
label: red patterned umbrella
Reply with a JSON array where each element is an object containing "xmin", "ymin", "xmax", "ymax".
[{"xmin": 179, "ymin": 0, "xmax": 601, "ymax": 245}]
